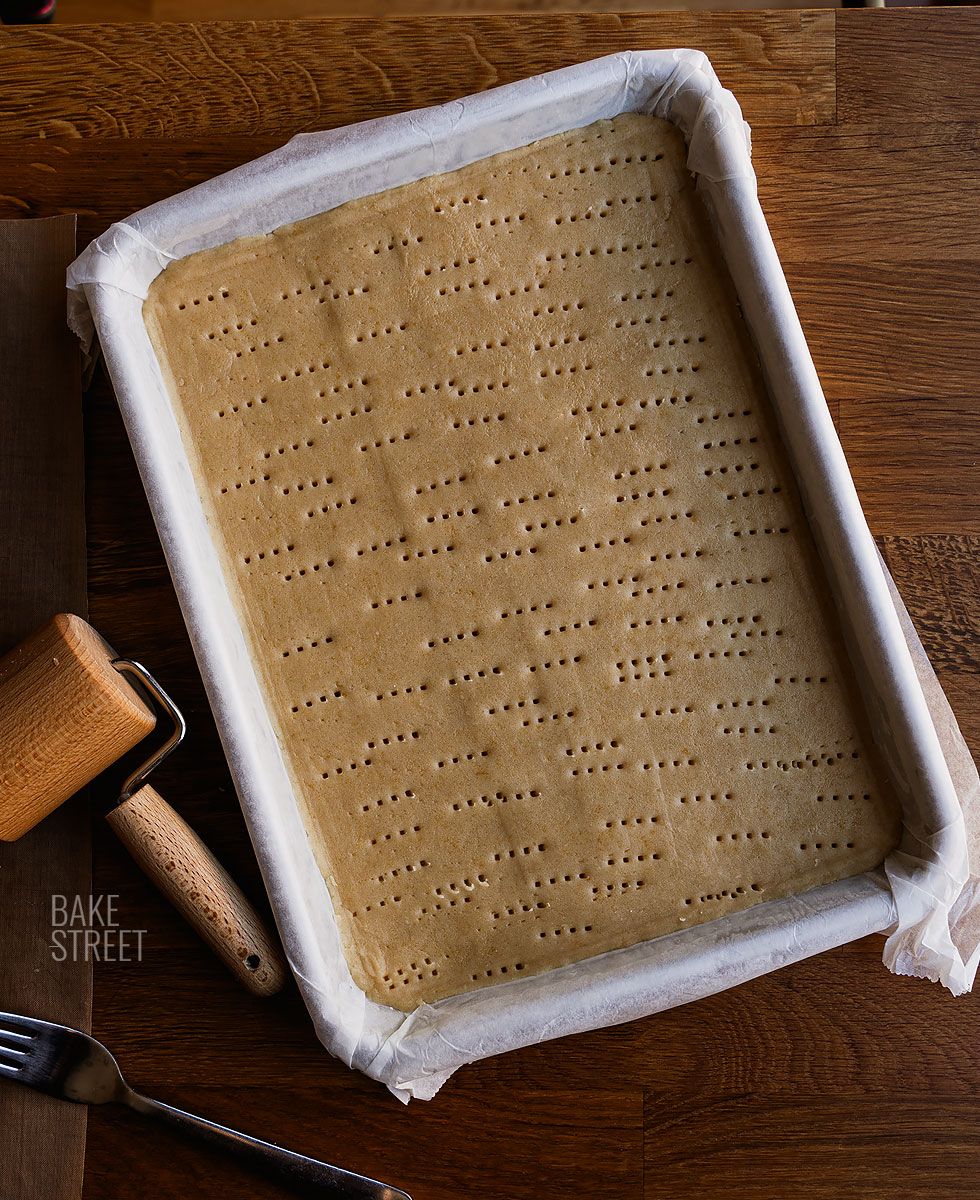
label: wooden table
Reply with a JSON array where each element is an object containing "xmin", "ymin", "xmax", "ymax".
[{"xmin": 2, "ymin": 9, "xmax": 979, "ymax": 1198}]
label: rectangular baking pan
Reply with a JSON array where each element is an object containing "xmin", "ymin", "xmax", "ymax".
[{"xmin": 67, "ymin": 49, "xmax": 966, "ymax": 1100}]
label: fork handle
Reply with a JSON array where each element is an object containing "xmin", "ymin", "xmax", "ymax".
[{"xmin": 124, "ymin": 1088, "xmax": 410, "ymax": 1199}]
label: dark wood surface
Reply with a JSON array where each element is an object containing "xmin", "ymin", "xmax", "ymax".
[
  {"xmin": 1, "ymin": 10, "xmax": 978, "ymax": 1199},
  {"xmin": 0, "ymin": 217, "xmax": 90, "ymax": 1200}
]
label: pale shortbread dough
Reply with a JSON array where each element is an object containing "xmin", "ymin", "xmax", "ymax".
[{"xmin": 144, "ymin": 114, "xmax": 901, "ymax": 1010}]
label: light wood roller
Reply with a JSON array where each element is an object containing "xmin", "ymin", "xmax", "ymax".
[{"xmin": 0, "ymin": 612, "xmax": 155, "ymax": 841}]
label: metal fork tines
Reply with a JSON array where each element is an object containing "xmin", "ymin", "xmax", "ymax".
[{"xmin": 0, "ymin": 1011, "xmax": 410, "ymax": 1199}]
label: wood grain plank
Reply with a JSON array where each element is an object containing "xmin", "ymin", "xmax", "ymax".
[
  {"xmin": 784, "ymin": 262, "xmax": 980, "ymax": 402},
  {"xmin": 838, "ymin": 8, "xmax": 980, "ymax": 126},
  {"xmin": 0, "ymin": 216, "xmax": 90, "ymax": 1200},
  {"xmin": 83, "ymin": 1082, "xmax": 641, "ymax": 1199},
  {"xmin": 838, "ymin": 398, "xmax": 980, "ymax": 537},
  {"xmin": 644, "ymin": 1093, "xmax": 980, "ymax": 1200},
  {"xmin": 754, "ymin": 121, "xmax": 980, "ymax": 263},
  {"xmin": 143, "ymin": 0, "xmax": 833, "ymax": 19},
  {"xmin": 0, "ymin": 13, "xmax": 834, "ymax": 138}
]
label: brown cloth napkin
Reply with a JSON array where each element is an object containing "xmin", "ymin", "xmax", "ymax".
[{"xmin": 0, "ymin": 216, "xmax": 90, "ymax": 1200}]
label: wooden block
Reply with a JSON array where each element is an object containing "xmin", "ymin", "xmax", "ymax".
[{"xmin": 0, "ymin": 215, "xmax": 90, "ymax": 1200}]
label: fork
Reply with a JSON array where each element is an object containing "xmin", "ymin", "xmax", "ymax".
[{"xmin": 0, "ymin": 1011, "xmax": 411, "ymax": 1199}]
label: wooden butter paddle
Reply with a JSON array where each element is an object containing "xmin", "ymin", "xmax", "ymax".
[{"xmin": 0, "ymin": 612, "xmax": 287, "ymax": 997}]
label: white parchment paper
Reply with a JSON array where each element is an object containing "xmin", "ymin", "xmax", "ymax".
[{"xmin": 67, "ymin": 50, "xmax": 978, "ymax": 1100}]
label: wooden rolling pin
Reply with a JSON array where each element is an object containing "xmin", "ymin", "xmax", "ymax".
[{"xmin": 0, "ymin": 613, "xmax": 287, "ymax": 997}]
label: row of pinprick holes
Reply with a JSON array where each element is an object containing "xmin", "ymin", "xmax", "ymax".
[
  {"xmin": 677, "ymin": 793, "xmax": 734, "ymax": 805},
  {"xmin": 406, "ymin": 381, "xmax": 510, "ymax": 398},
  {"xmin": 359, "ymin": 432, "xmax": 413, "ymax": 452},
  {"xmin": 177, "ymin": 289, "xmax": 229, "ymax": 309},
  {"xmin": 427, "ymin": 628, "xmax": 479, "ymax": 649},
  {"xmin": 618, "ymin": 483, "xmax": 672, "ymax": 500},
  {"xmin": 703, "ymin": 436, "xmax": 757, "ymax": 450},
  {"xmin": 692, "ymin": 649, "xmax": 749, "ymax": 660},
  {"xmin": 644, "ymin": 364, "xmax": 700, "ymax": 377},
  {"xmin": 744, "ymin": 752, "xmax": 858, "ymax": 771},
  {"xmin": 314, "ymin": 283, "xmax": 371, "ymax": 303},
  {"xmin": 451, "ymin": 789, "xmax": 541, "ymax": 810},
  {"xmin": 544, "ymin": 240, "xmax": 658, "ymax": 262},
  {"xmin": 432, "ymin": 194, "xmax": 486, "ymax": 212},
  {"xmin": 535, "ymin": 924, "xmax": 593, "ymax": 943},
  {"xmin": 471, "ymin": 963, "xmax": 528, "ymax": 982},
  {"xmin": 615, "ymin": 314, "xmax": 668, "ymax": 329},
  {"xmin": 499, "ymin": 602, "xmax": 554, "ymax": 618},
  {"xmin": 291, "ymin": 687, "xmax": 344, "ymax": 713},
  {"xmin": 276, "ymin": 362, "xmax": 333, "ymax": 381},
  {"xmin": 283, "ymin": 560, "xmax": 334, "ymax": 580},
  {"xmin": 527, "ymin": 656, "xmax": 582, "ymax": 673},
  {"xmin": 384, "ymin": 962, "xmax": 439, "ymax": 990},
  {"xmin": 727, "ymin": 486, "xmax": 783, "ymax": 501},
  {"xmin": 686, "ymin": 884, "xmax": 762, "ymax": 906},
  {"xmin": 534, "ymin": 334, "xmax": 586, "ymax": 350},
  {"xmin": 483, "ymin": 546, "xmax": 538, "ymax": 562},
  {"xmin": 473, "ymin": 213, "xmax": 526, "ymax": 230},
  {"xmin": 606, "ymin": 853, "xmax": 659, "ymax": 865},
  {"xmin": 355, "ymin": 323, "xmax": 406, "ymax": 341},
  {"xmin": 593, "ymin": 879, "xmax": 647, "ymax": 896},
  {"xmin": 356, "ymin": 535, "xmax": 406, "ymax": 557},
  {"xmin": 374, "ymin": 859, "xmax": 429, "ymax": 883},
  {"xmin": 543, "ymin": 619, "xmax": 596, "ymax": 636},
  {"xmin": 800, "ymin": 841, "xmax": 855, "ymax": 851},
  {"xmin": 243, "ymin": 543, "xmax": 293, "ymax": 564},
  {"xmin": 526, "ymin": 515, "xmax": 577, "ymax": 532},
  {"xmin": 714, "ymin": 697, "xmax": 772, "ymax": 710},
  {"xmin": 318, "ymin": 380, "xmax": 370, "ymax": 398},
  {"xmin": 523, "ymin": 709, "xmax": 575, "ymax": 727},
  {"xmin": 492, "ymin": 282, "xmax": 546, "ymax": 300},
  {"xmin": 630, "ymin": 616, "xmax": 686, "ymax": 629},
  {"xmin": 584, "ymin": 421, "xmax": 633, "ymax": 439},
  {"xmin": 501, "ymin": 490, "xmax": 556, "ymax": 507},
  {"xmin": 448, "ymin": 667, "xmax": 502, "ymax": 685},
  {"xmin": 631, "ymin": 580, "xmax": 687, "ymax": 595},
  {"xmin": 587, "ymin": 575, "xmax": 638, "ymax": 591},
  {"xmin": 651, "ymin": 335, "xmax": 706, "ymax": 350},
  {"xmin": 721, "ymin": 726, "xmax": 777, "ymax": 735},
  {"xmin": 492, "ymin": 445, "xmax": 547, "ymax": 465},
  {"xmin": 492, "ymin": 844, "xmax": 546, "ymax": 862},
  {"xmin": 704, "ymin": 462, "xmax": 759, "ymax": 478},
  {"xmin": 358, "ymin": 790, "xmax": 414, "ymax": 813},
  {"xmin": 731, "ymin": 527, "xmax": 790, "ymax": 538},
  {"xmin": 216, "ymin": 396, "xmax": 267, "ymax": 418},
  {"xmin": 365, "ymin": 731, "xmax": 420, "ymax": 750},
  {"xmin": 648, "ymin": 549, "xmax": 702, "ymax": 564},
  {"xmin": 578, "ymin": 536, "xmax": 631, "ymax": 552},
  {"xmin": 616, "ymin": 654, "xmax": 672, "ymax": 682},
  {"xmin": 437, "ymin": 277, "xmax": 490, "ymax": 296},
  {"xmin": 713, "ymin": 576, "xmax": 771, "ymax": 590},
  {"xmin": 487, "ymin": 697, "xmax": 539, "ymax": 715},
  {"xmin": 435, "ymin": 750, "xmax": 490, "ymax": 768},
  {"xmin": 571, "ymin": 399, "xmax": 625, "ymax": 416},
  {"xmin": 263, "ymin": 440, "xmax": 312, "ymax": 459},
  {"xmin": 281, "ymin": 637, "xmax": 330, "ymax": 659},
  {"xmin": 697, "ymin": 409, "xmax": 753, "ymax": 424},
  {"xmin": 369, "ymin": 825, "xmax": 421, "ymax": 846},
  {"xmin": 641, "ymin": 705, "xmax": 693, "ymax": 716},
  {"xmin": 817, "ymin": 793, "xmax": 872, "ymax": 802},
  {"xmin": 374, "ymin": 682, "xmax": 428, "ymax": 701},
  {"xmin": 415, "ymin": 472, "xmax": 468, "ymax": 495},
  {"xmin": 451, "ymin": 414, "xmax": 506, "ymax": 428},
  {"xmin": 372, "ymin": 235, "xmax": 423, "ymax": 253},
  {"xmin": 426, "ymin": 507, "xmax": 479, "ymax": 524},
  {"xmin": 280, "ymin": 476, "xmax": 333, "ymax": 496},
  {"xmin": 633, "ymin": 511, "xmax": 686, "ymax": 530},
  {"xmin": 532, "ymin": 301, "xmax": 585, "ymax": 316},
  {"xmin": 306, "ymin": 496, "xmax": 356, "ymax": 516},
  {"xmin": 402, "ymin": 544, "xmax": 453, "ymax": 561},
  {"xmin": 220, "ymin": 473, "xmax": 270, "ymax": 494},
  {"xmin": 453, "ymin": 337, "xmax": 509, "ymax": 355},
  {"xmin": 566, "ymin": 739, "xmax": 620, "ymax": 757},
  {"xmin": 319, "ymin": 404, "xmax": 372, "ymax": 425},
  {"xmin": 424, "ymin": 257, "xmax": 477, "ymax": 275}
]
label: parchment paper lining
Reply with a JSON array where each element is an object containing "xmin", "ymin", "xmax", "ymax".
[{"xmin": 67, "ymin": 49, "xmax": 977, "ymax": 1101}]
